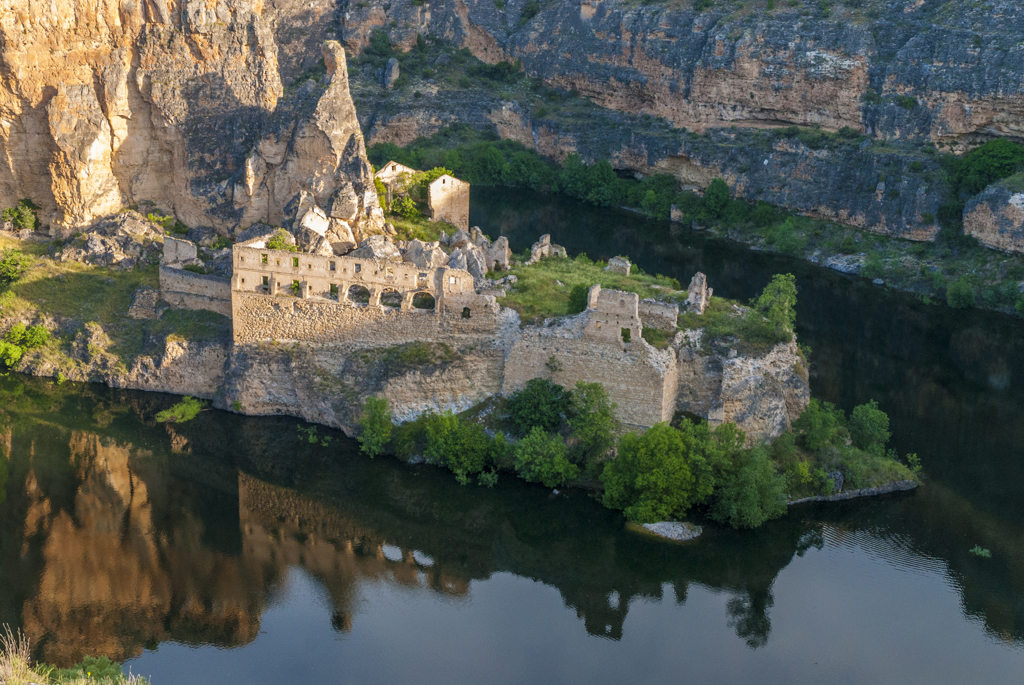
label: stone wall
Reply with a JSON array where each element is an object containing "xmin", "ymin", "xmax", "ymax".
[
  {"xmin": 584, "ymin": 285, "xmax": 642, "ymax": 344},
  {"xmin": 159, "ymin": 266, "xmax": 232, "ymax": 317},
  {"xmin": 427, "ymin": 175, "xmax": 470, "ymax": 231},
  {"xmin": 638, "ymin": 299, "xmax": 679, "ymax": 332},
  {"xmin": 503, "ymin": 316, "xmax": 677, "ymax": 427}
]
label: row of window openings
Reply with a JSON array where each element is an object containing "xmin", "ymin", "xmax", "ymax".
[
  {"xmin": 249, "ymin": 255, "xmax": 449, "ymax": 284},
  {"xmin": 242, "ymin": 277, "xmax": 444, "ymax": 309}
]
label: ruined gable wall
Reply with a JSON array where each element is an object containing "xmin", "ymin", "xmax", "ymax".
[
  {"xmin": 159, "ymin": 266, "xmax": 232, "ymax": 317},
  {"xmin": 584, "ymin": 286, "xmax": 642, "ymax": 344},
  {"xmin": 503, "ymin": 327, "xmax": 677, "ymax": 427},
  {"xmin": 427, "ymin": 175, "xmax": 469, "ymax": 231}
]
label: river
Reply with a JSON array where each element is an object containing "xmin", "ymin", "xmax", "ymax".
[{"xmin": 0, "ymin": 188, "xmax": 1022, "ymax": 684}]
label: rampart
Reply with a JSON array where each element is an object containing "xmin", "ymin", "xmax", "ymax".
[{"xmin": 159, "ymin": 266, "xmax": 232, "ymax": 317}]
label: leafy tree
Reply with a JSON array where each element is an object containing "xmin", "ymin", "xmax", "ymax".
[
  {"xmin": 567, "ymin": 283, "xmax": 590, "ymax": 314},
  {"xmin": 514, "ymin": 427, "xmax": 579, "ymax": 487},
  {"xmin": 358, "ymin": 396, "xmax": 393, "ymax": 457},
  {"xmin": 704, "ymin": 178, "xmax": 730, "ymax": 218},
  {"xmin": 557, "ymin": 153, "xmax": 589, "ymax": 199},
  {"xmin": 505, "ymin": 378, "xmax": 569, "ymax": 435},
  {"xmin": 585, "ymin": 159, "xmax": 622, "ymax": 208},
  {"xmin": 566, "ymin": 381, "xmax": 617, "ymax": 467},
  {"xmin": 711, "ymin": 445, "xmax": 787, "ymax": 529},
  {"xmin": 424, "ymin": 411, "xmax": 492, "ymax": 483},
  {"xmin": 955, "ymin": 138, "xmax": 1024, "ymax": 197},
  {"xmin": 946, "ymin": 276, "xmax": 974, "ymax": 309},
  {"xmin": 793, "ymin": 398, "xmax": 848, "ymax": 451},
  {"xmin": 0, "ymin": 248, "xmax": 32, "ymax": 286},
  {"xmin": 849, "ymin": 400, "xmax": 890, "ymax": 455},
  {"xmin": 390, "ymin": 196, "xmax": 421, "ymax": 219},
  {"xmin": 753, "ymin": 273, "xmax": 798, "ymax": 341},
  {"xmin": 470, "ymin": 146, "xmax": 508, "ymax": 185},
  {"xmin": 601, "ymin": 422, "xmax": 718, "ymax": 523},
  {"xmin": 752, "ymin": 201, "xmax": 777, "ymax": 227}
]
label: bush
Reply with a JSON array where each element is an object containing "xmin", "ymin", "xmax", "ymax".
[
  {"xmin": 358, "ymin": 396, "xmax": 393, "ymax": 457},
  {"xmin": 155, "ymin": 396, "xmax": 206, "ymax": 423},
  {"xmin": 753, "ymin": 273, "xmax": 797, "ymax": 341},
  {"xmin": 0, "ymin": 249, "xmax": 32, "ymax": 286},
  {"xmin": 2, "ymin": 198, "xmax": 39, "ymax": 231},
  {"xmin": 266, "ymin": 229, "xmax": 297, "ymax": 252},
  {"xmin": 0, "ymin": 340, "xmax": 23, "ymax": 367},
  {"xmin": 505, "ymin": 377, "xmax": 569, "ymax": 435},
  {"xmin": 567, "ymin": 283, "xmax": 590, "ymax": 313},
  {"xmin": 514, "ymin": 427, "xmax": 579, "ymax": 487},
  {"xmin": 849, "ymin": 400, "xmax": 890, "ymax": 455},
  {"xmin": 566, "ymin": 381, "xmax": 618, "ymax": 467},
  {"xmin": 520, "ymin": 0, "xmax": 541, "ymax": 23},
  {"xmin": 601, "ymin": 422, "xmax": 719, "ymax": 523},
  {"xmin": 793, "ymin": 399, "xmax": 848, "ymax": 451},
  {"xmin": 704, "ymin": 178, "xmax": 730, "ymax": 218},
  {"xmin": 710, "ymin": 445, "xmax": 787, "ymax": 529},
  {"xmin": 946, "ymin": 276, "xmax": 974, "ymax": 308},
  {"xmin": 4, "ymin": 323, "xmax": 49, "ymax": 349},
  {"xmin": 390, "ymin": 195, "xmax": 421, "ymax": 219},
  {"xmin": 423, "ymin": 411, "xmax": 493, "ymax": 483}
]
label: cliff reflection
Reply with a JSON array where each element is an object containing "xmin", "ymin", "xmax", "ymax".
[{"xmin": 2, "ymin": 377, "xmax": 1024, "ymax": 668}]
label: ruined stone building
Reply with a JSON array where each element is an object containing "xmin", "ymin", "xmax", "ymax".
[{"xmin": 427, "ymin": 175, "xmax": 470, "ymax": 231}]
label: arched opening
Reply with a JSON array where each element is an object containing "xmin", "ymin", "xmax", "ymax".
[
  {"xmin": 347, "ymin": 284, "xmax": 370, "ymax": 304},
  {"xmin": 621, "ymin": 328, "xmax": 631, "ymax": 343},
  {"xmin": 380, "ymin": 289, "xmax": 402, "ymax": 308},
  {"xmin": 412, "ymin": 292, "xmax": 436, "ymax": 310},
  {"xmin": 461, "ymin": 307, "xmax": 471, "ymax": 319},
  {"xmin": 493, "ymin": 261, "xmax": 503, "ymax": 272}
]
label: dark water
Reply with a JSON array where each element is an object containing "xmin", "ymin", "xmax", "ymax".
[{"xmin": 1, "ymin": 189, "xmax": 1022, "ymax": 684}]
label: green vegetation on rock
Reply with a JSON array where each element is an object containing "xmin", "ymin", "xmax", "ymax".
[
  {"xmin": 154, "ymin": 396, "xmax": 206, "ymax": 423},
  {"xmin": 2, "ymin": 199, "xmax": 39, "ymax": 232}
]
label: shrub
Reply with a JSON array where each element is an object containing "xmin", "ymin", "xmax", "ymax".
[
  {"xmin": 849, "ymin": 400, "xmax": 890, "ymax": 455},
  {"xmin": 793, "ymin": 399, "xmax": 848, "ymax": 451},
  {"xmin": 566, "ymin": 381, "xmax": 618, "ymax": 467},
  {"xmin": 946, "ymin": 276, "xmax": 974, "ymax": 308},
  {"xmin": 753, "ymin": 273, "xmax": 797, "ymax": 341},
  {"xmin": 710, "ymin": 445, "xmax": 787, "ymax": 529},
  {"xmin": 514, "ymin": 427, "xmax": 579, "ymax": 487},
  {"xmin": 155, "ymin": 396, "xmax": 206, "ymax": 423},
  {"xmin": 2, "ymin": 199, "xmax": 39, "ymax": 231},
  {"xmin": 358, "ymin": 396, "xmax": 393, "ymax": 457},
  {"xmin": 424, "ymin": 411, "xmax": 493, "ymax": 483},
  {"xmin": 266, "ymin": 229, "xmax": 297, "ymax": 252},
  {"xmin": 704, "ymin": 178, "xmax": 730, "ymax": 218},
  {"xmin": 0, "ymin": 249, "xmax": 32, "ymax": 286},
  {"xmin": 505, "ymin": 378, "xmax": 569, "ymax": 435},
  {"xmin": 0, "ymin": 340, "xmax": 23, "ymax": 368},
  {"xmin": 390, "ymin": 195, "xmax": 421, "ymax": 219},
  {"xmin": 520, "ymin": 0, "xmax": 541, "ymax": 23},
  {"xmin": 895, "ymin": 95, "xmax": 917, "ymax": 109},
  {"xmin": 567, "ymin": 284, "xmax": 590, "ymax": 313},
  {"xmin": 752, "ymin": 201, "xmax": 777, "ymax": 227},
  {"xmin": 601, "ymin": 422, "xmax": 719, "ymax": 523}
]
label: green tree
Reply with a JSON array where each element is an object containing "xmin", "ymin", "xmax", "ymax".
[
  {"xmin": 358, "ymin": 396, "xmax": 393, "ymax": 457},
  {"xmin": 754, "ymin": 273, "xmax": 798, "ymax": 341},
  {"xmin": 0, "ymin": 248, "xmax": 32, "ymax": 286},
  {"xmin": 585, "ymin": 159, "xmax": 622, "ymax": 207},
  {"xmin": 557, "ymin": 153, "xmax": 589, "ymax": 199},
  {"xmin": 505, "ymin": 378, "xmax": 569, "ymax": 435},
  {"xmin": 849, "ymin": 400, "xmax": 890, "ymax": 455},
  {"xmin": 793, "ymin": 398, "xmax": 848, "ymax": 451},
  {"xmin": 424, "ymin": 411, "xmax": 492, "ymax": 483},
  {"xmin": 566, "ymin": 381, "xmax": 618, "ymax": 467},
  {"xmin": 600, "ymin": 423, "xmax": 717, "ymax": 523},
  {"xmin": 514, "ymin": 427, "xmax": 579, "ymax": 487},
  {"xmin": 2, "ymin": 199, "xmax": 39, "ymax": 231},
  {"xmin": 704, "ymin": 178, "xmax": 730, "ymax": 218},
  {"xmin": 946, "ymin": 277, "xmax": 974, "ymax": 309},
  {"xmin": 0, "ymin": 340, "xmax": 23, "ymax": 368},
  {"xmin": 711, "ymin": 445, "xmax": 787, "ymax": 529},
  {"xmin": 470, "ymin": 146, "xmax": 508, "ymax": 185}
]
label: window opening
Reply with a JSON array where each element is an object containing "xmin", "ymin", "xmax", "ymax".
[
  {"xmin": 293, "ymin": 257, "xmax": 299, "ymax": 268},
  {"xmin": 261, "ymin": 254, "xmax": 268, "ymax": 264},
  {"xmin": 329, "ymin": 261, "xmax": 336, "ymax": 271},
  {"xmin": 621, "ymin": 328, "xmax": 631, "ymax": 343},
  {"xmin": 461, "ymin": 307, "xmax": 471, "ymax": 319},
  {"xmin": 355, "ymin": 263, "xmax": 362, "ymax": 273},
  {"xmin": 412, "ymin": 292, "xmax": 436, "ymax": 310}
]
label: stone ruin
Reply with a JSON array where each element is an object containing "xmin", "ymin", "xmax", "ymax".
[{"xmin": 374, "ymin": 161, "xmax": 471, "ymax": 232}]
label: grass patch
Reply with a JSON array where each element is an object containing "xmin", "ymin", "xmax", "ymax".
[
  {"xmin": 1, "ymin": 626, "xmax": 147, "ymax": 684},
  {"xmin": 677, "ymin": 298, "xmax": 779, "ymax": 355},
  {"xmin": 360, "ymin": 341, "xmax": 460, "ymax": 370},
  {"xmin": 388, "ymin": 215, "xmax": 451, "ymax": 242},
  {"xmin": 155, "ymin": 396, "xmax": 207, "ymax": 423},
  {"xmin": 504, "ymin": 254, "xmax": 681, "ymax": 323}
]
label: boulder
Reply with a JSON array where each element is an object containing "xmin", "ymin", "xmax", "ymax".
[
  {"xmin": 235, "ymin": 223, "xmax": 280, "ymax": 245},
  {"xmin": 350, "ymin": 234, "xmax": 402, "ymax": 261},
  {"xmin": 605, "ymin": 256, "xmax": 631, "ymax": 275},
  {"xmin": 964, "ymin": 174, "xmax": 1024, "ymax": 253},
  {"xmin": 463, "ymin": 243, "xmax": 488, "ymax": 280},
  {"xmin": 326, "ymin": 218, "xmax": 357, "ymax": 255},
  {"xmin": 449, "ymin": 228, "xmax": 472, "ymax": 249},
  {"xmin": 685, "ymin": 272, "xmax": 713, "ymax": 314},
  {"xmin": 403, "ymin": 239, "xmax": 448, "ymax": 268},
  {"xmin": 55, "ymin": 211, "xmax": 163, "ymax": 270},
  {"xmin": 327, "ymin": 182, "xmax": 360, "ymax": 222},
  {"xmin": 186, "ymin": 225, "xmax": 219, "ymax": 247},
  {"xmin": 162, "ymin": 236, "xmax": 197, "ymax": 264},
  {"xmin": 448, "ymin": 247, "xmax": 468, "ymax": 271},
  {"xmin": 298, "ymin": 205, "xmax": 331, "ymax": 236}
]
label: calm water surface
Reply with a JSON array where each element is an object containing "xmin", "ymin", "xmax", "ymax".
[{"xmin": 1, "ymin": 189, "xmax": 1022, "ymax": 684}]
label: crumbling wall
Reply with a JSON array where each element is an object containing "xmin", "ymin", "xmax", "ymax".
[
  {"xmin": 427, "ymin": 175, "xmax": 470, "ymax": 231},
  {"xmin": 584, "ymin": 285, "xmax": 642, "ymax": 344},
  {"xmin": 638, "ymin": 299, "xmax": 679, "ymax": 331},
  {"xmin": 503, "ymin": 318, "xmax": 677, "ymax": 427},
  {"xmin": 159, "ymin": 266, "xmax": 232, "ymax": 317}
]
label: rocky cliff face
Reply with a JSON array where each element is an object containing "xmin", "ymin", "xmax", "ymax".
[
  {"xmin": 0, "ymin": 2, "xmax": 380, "ymax": 237},
  {"xmin": 964, "ymin": 174, "xmax": 1024, "ymax": 252}
]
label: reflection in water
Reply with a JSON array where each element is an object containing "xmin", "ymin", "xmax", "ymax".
[{"xmin": 1, "ymin": 376, "xmax": 1023, "ymax": 681}]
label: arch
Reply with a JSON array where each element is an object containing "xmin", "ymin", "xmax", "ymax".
[
  {"xmin": 412, "ymin": 292, "xmax": 436, "ymax": 310},
  {"xmin": 380, "ymin": 288, "xmax": 402, "ymax": 308},
  {"xmin": 347, "ymin": 284, "xmax": 370, "ymax": 304},
  {"xmin": 461, "ymin": 307, "xmax": 471, "ymax": 319}
]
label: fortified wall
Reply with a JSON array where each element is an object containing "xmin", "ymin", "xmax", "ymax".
[{"xmin": 158, "ymin": 236, "xmax": 232, "ymax": 317}]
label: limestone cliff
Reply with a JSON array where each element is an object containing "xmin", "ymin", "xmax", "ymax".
[
  {"xmin": 963, "ymin": 174, "xmax": 1024, "ymax": 252},
  {"xmin": 0, "ymin": 3, "xmax": 380, "ymax": 237}
]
